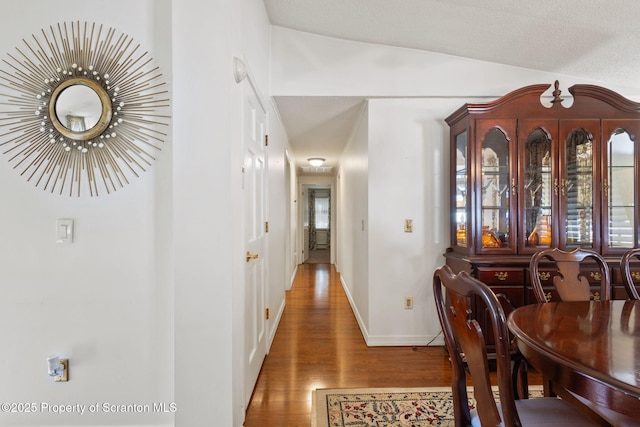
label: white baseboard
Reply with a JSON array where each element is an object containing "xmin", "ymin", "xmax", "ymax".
[
  {"xmin": 339, "ymin": 274, "xmax": 370, "ymax": 340},
  {"xmin": 366, "ymin": 334, "xmax": 444, "ymax": 347},
  {"xmin": 288, "ymin": 264, "xmax": 298, "ymax": 291},
  {"xmin": 340, "ymin": 275, "xmax": 444, "ymax": 347}
]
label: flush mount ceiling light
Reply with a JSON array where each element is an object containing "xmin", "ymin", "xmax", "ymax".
[
  {"xmin": 0, "ymin": 21, "xmax": 170, "ymax": 197},
  {"xmin": 308, "ymin": 158, "xmax": 325, "ymax": 167}
]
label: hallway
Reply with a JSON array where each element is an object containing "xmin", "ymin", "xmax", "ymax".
[{"xmin": 243, "ymin": 263, "xmax": 454, "ymax": 427}]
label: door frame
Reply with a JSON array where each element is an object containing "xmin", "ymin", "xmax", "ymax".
[{"xmin": 298, "ymin": 177, "xmax": 336, "ymax": 265}]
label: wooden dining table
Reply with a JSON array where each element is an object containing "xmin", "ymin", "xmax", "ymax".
[{"xmin": 507, "ymin": 299, "xmax": 640, "ymax": 419}]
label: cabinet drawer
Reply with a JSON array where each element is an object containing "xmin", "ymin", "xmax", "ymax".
[
  {"xmin": 528, "ymin": 267, "xmax": 607, "ymax": 286},
  {"xmin": 612, "ymin": 266, "xmax": 640, "ymax": 284},
  {"xmin": 525, "ymin": 285, "xmax": 606, "ymax": 303},
  {"xmin": 477, "ymin": 268, "xmax": 524, "ymax": 285},
  {"xmin": 612, "ymin": 285, "xmax": 634, "ymax": 300},
  {"xmin": 611, "ymin": 266, "xmax": 640, "ymax": 300}
]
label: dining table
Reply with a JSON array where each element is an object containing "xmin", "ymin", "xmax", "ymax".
[{"xmin": 507, "ymin": 299, "xmax": 640, "ymax": 419}]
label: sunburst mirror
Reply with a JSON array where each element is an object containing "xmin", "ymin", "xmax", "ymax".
[{"xmin": 0, "ymin": 21, "xmax": 169, "ymax": 196}]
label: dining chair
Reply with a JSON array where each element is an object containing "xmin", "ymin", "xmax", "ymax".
[
  {"xmin": 433, "ymin": 265, "xmax": 598, "ymax": 426},
  {"xmin": 493, "ymin": 292, "xmax": 528, "ymax": 400},
  {"xmin": 620, "ymin": 248, "xmax": 640, "ymax": 300},
  {"xmin": 529, "ymin": 248, "xmax": 611, "ymax": 303}
]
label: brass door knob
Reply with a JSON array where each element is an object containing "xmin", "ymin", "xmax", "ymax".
[{"xmin": 246, "ymin": 251, "xmax": 259, "ymax": 262}]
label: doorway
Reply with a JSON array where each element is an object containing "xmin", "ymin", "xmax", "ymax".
[{"xmin": 303, "ymin": 185, "xmax": 331, "ymax": 264}]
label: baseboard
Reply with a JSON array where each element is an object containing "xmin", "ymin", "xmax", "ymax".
[
  {"xmin": 366, "ymin": 334, "xmax": 444, "ymax": 347},
  {"xmin": 340, "ymin": 275, "xmax": 444, "ymax": 347},
  {"xmin": 339, "ymin": 275, "xmax": 370, "ymax": 341},
  {"xmin": 288, "ymin": 264, "xmax": 298, "ymax": 291}
]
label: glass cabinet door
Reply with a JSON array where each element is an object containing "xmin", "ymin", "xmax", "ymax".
[
  {"xmin": 560, "ymin": 120, "xmax": 599, "ymax": 249},
  {"xmin": 522, "ymin": 125, "xmax": 555, "ymax": 251},
  {"xmin": 454, "ymin": 131, "xmax": 468, "ymax": 248},
  {"xmin": 477, "ymin": 120, "xmax": 516, "ymax": 252},
  {"xmin": 602, "ymin": 121, "xmax": 639, "ymax": 253}
]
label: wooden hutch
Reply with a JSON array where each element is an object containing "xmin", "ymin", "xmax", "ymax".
[{"xmin": 445, "ymin": 81, "xmax": 640, "ymax": 329}]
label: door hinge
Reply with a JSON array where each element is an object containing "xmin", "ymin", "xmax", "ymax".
[
  {"xmin": 265, "ymin": 307, "xmax": 271, "ymax": 320},
  {"xmin": 265, "ymin": 221, "xmax": 269, "ymax": 233},
  {"xmin": 264, "ymin": 134, "xmax": 269, "ymax": 146}
]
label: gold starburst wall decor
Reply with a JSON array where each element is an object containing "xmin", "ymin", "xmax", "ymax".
[{"xmin": 0, "ymin": 21, "xmax": 170, "ymax": 196}]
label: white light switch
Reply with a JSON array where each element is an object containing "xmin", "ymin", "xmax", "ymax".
[{"xmin": 56, "ymin": 219, "xmax": 73, "ymax": 244}]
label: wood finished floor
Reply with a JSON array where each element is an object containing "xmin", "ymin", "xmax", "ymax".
[{"xmin": 243, "ymin": 263, "xmax": 538, "ymax": 427}]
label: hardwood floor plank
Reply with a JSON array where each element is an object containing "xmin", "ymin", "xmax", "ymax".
[
  {"xmin": 243, "ymin": 263, "xmax": 539, "ymax": 426},
  {"xmin": 243, "ymin": 264, "xmax": 451, "ymax": 426}
]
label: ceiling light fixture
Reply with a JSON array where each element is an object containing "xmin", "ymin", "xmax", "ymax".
[{"xmin": 308, "ymin": 158, "xmax": 325, "ymax": 167}]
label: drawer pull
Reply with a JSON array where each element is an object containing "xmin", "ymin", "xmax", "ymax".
[
  {"xmin": 590, "ymin": 272, "xmax": 602, "ymax": 281},
  {"xmin": 538, "ymin": 272, "xmax": 550, "ymax": 281},
  {"xmin": 495, "ymin": 271, "xmax": 509, "ymax": 281},
  {"xmin": 545, "ymin": 292, "xmax": 552, "ymax": 302},
  {"xmin": 632, "ymin": 272, "xmax": 640, "ymax": 281},
  {"xmin": 590, "ymin": 291, "xmax": 601, "ymax": 301}
]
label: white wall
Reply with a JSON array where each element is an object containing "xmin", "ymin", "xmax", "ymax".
[
  {"xmin": 173, "ymin": 1, "xmax": 282, "ymax": 426},
  {"xmin": 286, "ymin": 152, "xmax": 298, "ymax": 289},
  {"xmin": 173, "ymin": 1, "xmax": 238, "ymax": 425},
  {"xmin": 0, "ymin": 1, "xmax": 174, "ymax": 426},
  {"xmin": 367, "ymin": 99, "xmax": 455, "ymax": 344},
  {"xmin": 0, "ymin": 1, "xmax": 286, "ymax": 426},
  {"xmin": 336, "ymin": 104, "xmax": 369, "ymax": 331}
]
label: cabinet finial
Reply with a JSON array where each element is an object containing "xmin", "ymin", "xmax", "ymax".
[{"xmin": 551, "ymin": 80, "xmax": 564, "ymax": 104}]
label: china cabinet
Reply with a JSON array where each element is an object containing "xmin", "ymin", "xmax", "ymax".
[{"xmin": 445, "ymin": 81, "xmax": 640, "ymax": 326}]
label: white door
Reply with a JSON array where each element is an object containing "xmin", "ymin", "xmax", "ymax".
[{"xmin": 243, "ymin": 86, "xmax": 268, "ymax": 406}]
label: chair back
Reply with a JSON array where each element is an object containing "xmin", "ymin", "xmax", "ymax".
[
  {"xmin": 433, "ymin": 265, "xmax": 520, "ymax": 427},
  {"xmin": 621, "ymin": 248, "xmax": 640, "ymax": 300},
  {"xmin": 529, "ymin": 248, "xmax": 610, "ymax": 303}
]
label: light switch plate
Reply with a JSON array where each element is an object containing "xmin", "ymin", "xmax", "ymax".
[{"xmin": 56, "ymin": 219, "xmax": 73, "ymax": 244}]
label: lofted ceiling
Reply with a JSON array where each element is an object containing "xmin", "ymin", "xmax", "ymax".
[{"xmin": 264, "ymin": 0, "xmax": 640, "ymax": 174}]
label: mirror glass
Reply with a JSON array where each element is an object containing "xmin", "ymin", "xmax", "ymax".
[
  {"xmin": 54, "ymin": 85, "xmax": 103, "ymax": 132},
  {"xmin": 455, "ymin": 131, "xmax": 467, "ymax": 247},
  {"xmin": 564, "ymin": 127, "xmax": 593, "ymax": 248},
  {"xmin": 524, "ymin": 127, "xmax": 552, "ymax": 249},
  {"xmin": 607, "ymin": 129, "xmax": 635, "ymax": 248},
  {"xmin": 480, "ymin": 128, "xmax": 510, "ymax": 248}
]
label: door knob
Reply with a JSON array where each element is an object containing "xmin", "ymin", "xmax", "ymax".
[{"xmin": 246, "ymin": 251, "xmax": 259, "ymax": 262}]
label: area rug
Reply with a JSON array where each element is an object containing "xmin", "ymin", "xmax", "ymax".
[
  {"xmin": 311, "ymin": 385, "xmax": 544, "ymax": 427},
  {"xmin": 305, "ymin": 249, "xmax": 330, "ymax": 264}
]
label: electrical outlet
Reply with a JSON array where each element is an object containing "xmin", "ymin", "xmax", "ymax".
[
  {"xmin": 404, "ymin": 219, "xmax": 413, "ymax": 232},
  {"xmin": 405, "ymin": 297, "xmax": 413, "ymax": 309}
]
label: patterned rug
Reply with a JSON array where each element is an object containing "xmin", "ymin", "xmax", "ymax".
[{"xmin": 311, "ymin": 386, "xmax": 544, "ymax": 427}]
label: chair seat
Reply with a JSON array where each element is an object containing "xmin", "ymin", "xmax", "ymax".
[{"xmin": 471, "ymin": 397, "xmax": 599, "ymax": 426}]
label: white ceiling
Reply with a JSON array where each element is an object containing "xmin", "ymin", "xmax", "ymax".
[{"xmin": 265, "ymin": 0, "xmax": 640, "ymax": 173}]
